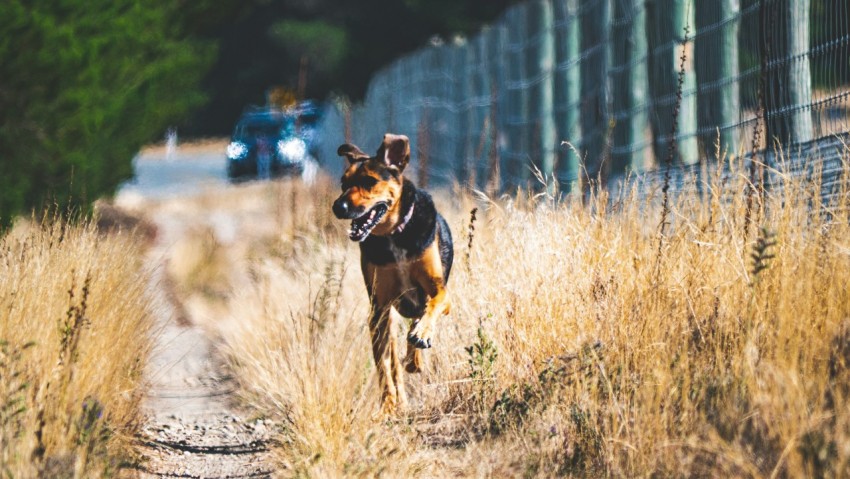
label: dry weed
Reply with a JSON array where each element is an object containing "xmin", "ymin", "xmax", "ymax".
[
  {"xmin": 0, "ymin": 219, "xmax": 154, "ymax": 477},
  {"xmin": 188, "ymin": 152, "xmax": 850, "ymax": 477}
]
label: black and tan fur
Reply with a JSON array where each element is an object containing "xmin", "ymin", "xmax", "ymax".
[{"xmin": 333, "ymin": 134, "xmax": 453, "ymax": 414}]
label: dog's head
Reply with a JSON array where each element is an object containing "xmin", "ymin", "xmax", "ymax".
[{"xmin": 333, "ymin": 133, "xmax": 410, "ymax": 242}]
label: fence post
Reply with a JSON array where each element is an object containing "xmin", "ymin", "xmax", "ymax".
[
  {"xmin": 696, "ymin": 0, "xmax": 740, "ymax": 159},
  {"xmin": 407, "ymin": 51, "xmax": 424, "ymax": 184},
  {"xmin": 554, "ymin": 0, "xmax": 581, "ymax": 192},
  {"xmin": 398, "ymin": 55, "xmax": 417, "ymax": 158},
  {"xmin": 470, "ymin": 32, "xmax": 490, "ymax": 191},
  {"xmin": 785, "ymin": 0, "xmax": 814, "ymax": 143},
  {"xmin": 646, "ymin": 0, "xmax": 698, "ymax": 165},
  {"xmin": 505, "ymin": 5, "xmax": 530, "ymax": 190},
  {"xmin": 387, "ymin": 62, "xmax": 399, "ymax": 133},
  {"xmin": 418, "ymin": 47, "xmax": 439, "ymax": 187},
  {"xmin": 764, "ymin": 0, "xmax": 813, "ymax": 146},
  {"xmin": 454, "ymin": 38, "xmax": 472, "ymax": 186},
  {"xmin": 486, "ymin": 22, "xmax": 507, "ymax": 194},
  {"xmin": 580, "ymin": 0, "xmax": 611, "ymax": 181},
  {"xmin": 434, "ymin": 43, "xmax": 455, "ymax": 184},
  {"xmin": 526, "ymin": 0, "xmax": 557, "ymax": 192},
  {"xmin": 611, "ymin": 0, "xmax": 649, "ymax": 179}
]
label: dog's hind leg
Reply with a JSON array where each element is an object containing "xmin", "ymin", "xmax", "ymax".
[
  {"xmin": 404, "ymin": 341, "xmax": 424, "ymax": 373},
  {"xmin": 369, "ymin": 306, "xmax": 404, "ymax": 415},
  {"xmin": 389, "ymin": 309, "xmax": 408, "ymax": 408}
]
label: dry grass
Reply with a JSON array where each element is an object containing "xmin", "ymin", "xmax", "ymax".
[
  {"xmin": 169, "ymin": 149, "xmax": 850, "ymax": 477},
  {"xmin": 136, "ymin": 137, "xmax": 228, "ymax": 157},
  {"xmin": 0, "ymin": 218, "xmax": 155, "ymax": 477}
]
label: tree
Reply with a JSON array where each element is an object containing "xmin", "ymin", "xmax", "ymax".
[
  {"xmin": 0, "ymin": 0, "xmax": 216, "ymax": 224},
  {"xmin": 267, "ymin": 19, "xmax": 349, "ymax": 98}
]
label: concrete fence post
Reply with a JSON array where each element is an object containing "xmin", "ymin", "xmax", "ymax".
[
  {"xmin": 611, "ymin": 0, "xmax": 649, "ymax": 179},
  {"xmin": 554, "ymin": 0, "xmax": 582, "ymax": 192},
  {"xmin": 646, "ymin": 0, "xmax": 698, "ymax": 165},
  {"xmin": 579, "ymin": 0, "xmax": 611, "ymax": 179},
  {"xmin": 526, "ymin": 0, "xmax": 557, "ymax": 192},
  {"xmin": 696, "ymin": 0, "xmax": 740, "ymax": 159},
  {"xmin": 486, "ymin": 22, "xmax": 508, "ymax": 193},
  {"xmin": 505, "ymin": 5, "xmax": 530, "ymax": 189},
  {"xmin": 764, "ymin": 0, "xmax": 813, "ymax": 146}
]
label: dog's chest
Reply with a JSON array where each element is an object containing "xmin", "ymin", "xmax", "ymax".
[{"xmin": 360, "ymin": 234, "xmax": 427, "ymax": 265}]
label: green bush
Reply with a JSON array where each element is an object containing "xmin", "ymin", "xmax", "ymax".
[{"xmin": 0, "ymin": 0, "xmax": 216, "ymax": 225}]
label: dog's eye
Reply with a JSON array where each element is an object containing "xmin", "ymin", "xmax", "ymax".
[
  {"xmin": 342, "ymin": 176, "xmax": 378, "ymax": 192},
  {"xmin": 358, "ymin": 177, "xmax": 378, "ymax": 191}
]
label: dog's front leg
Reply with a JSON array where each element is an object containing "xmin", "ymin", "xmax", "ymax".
[
  {"xmin": 406, "ymin": 279, "xmax": 450, "ymax": 351},
  {"xmin": 407, "ymin": 246, "xmax": 451, "ymax": 353},
  {"xmin": 369, "ymin": 305, "xmax": 406, "ymax": 415}
]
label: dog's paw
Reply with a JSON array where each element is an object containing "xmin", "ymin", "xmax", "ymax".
[
  {"xmin": 407, "ymin": 333, "xmax": 432, "ymax": 349},
  {"xmin": 404, "ymin": 360, "xmax": 421, "ymax": 373},
  {"xmin": 407, "ymin": 320, "xmax": 433, "ymax": 349},
  {"xmin": 378, "ymin": 394, "xmax": 399, "ymax": 417}
]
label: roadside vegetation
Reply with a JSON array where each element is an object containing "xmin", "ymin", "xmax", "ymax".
[
  {"xmin": 163, "ymin": 146, "xmax": 850, "ymax": 477},
  {"xmin": 0, "ymin": 218, "xmax": 155, "ymax": 477}
]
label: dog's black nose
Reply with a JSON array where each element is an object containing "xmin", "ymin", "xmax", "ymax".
[{"xmin": 333, "ymin": 198, "xmax": 351, "ymax": 218}]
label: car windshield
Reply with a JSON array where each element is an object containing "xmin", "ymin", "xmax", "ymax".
[
  {"xmin": 236, "ymin": 116, "xmax": 295, "ymax": 138},
  {"xmin": 299, "ymin": 112, "xmax": 320, "ymax": 128}
]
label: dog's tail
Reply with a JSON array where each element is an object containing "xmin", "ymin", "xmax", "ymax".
[{"xmin": 404, "ymin": 347, "xmax": 424, "ymax": 373}]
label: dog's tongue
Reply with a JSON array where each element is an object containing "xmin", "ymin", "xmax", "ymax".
[
  {"xmin": 349, "ymin": 221, "xmax": 366, "ymax": 241},
  {"xmin": 348, "ymin": 205, "xmax": 386, "ymax": 242},
  {"xmin": 349, "ymin": 216, "xmax": 371, "ymax": 241}
]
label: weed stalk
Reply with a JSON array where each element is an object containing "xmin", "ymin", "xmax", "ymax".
[{"xmin": 653, "ymin": 23, "xmax": 690, "ymax": 281}]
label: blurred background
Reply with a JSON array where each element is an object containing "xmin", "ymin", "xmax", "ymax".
[
  {"xmin": 1, "ymin": 0, "xmax": 848, "ymax": 224},
  {"xmin": 0, "ymin": 0, "xmax": 513, "ymax": 224}
]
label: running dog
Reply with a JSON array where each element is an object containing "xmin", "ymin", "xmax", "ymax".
[{"xmin": 333, "ymin": 134, "xmax": 453, "ymax": 414}]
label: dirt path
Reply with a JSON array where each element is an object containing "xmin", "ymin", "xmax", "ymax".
[
  {"xmin": 118, "ymin": 145, "xmax": 276, "ymax": 478},
  {"xmin": 133, "ymin": 283, "xmax": 273, "ymax": 477},
  {"xmin": 132, "ymin": 227, "xmax": 273, "ymax": 478}
]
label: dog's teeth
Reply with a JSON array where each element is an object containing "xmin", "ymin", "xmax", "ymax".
[{"xmin": 369, "ymin": 210, "xmax": 376, "ymax": 220}]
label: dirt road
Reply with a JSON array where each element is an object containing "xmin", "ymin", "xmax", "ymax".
[{"xmin": 117, "ymin": 142, "xmax": 275, "ymax": 478}]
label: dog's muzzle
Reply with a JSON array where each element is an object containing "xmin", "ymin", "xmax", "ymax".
[
  {"xmin": 333, "ymin": 197, "xmax": 389, "ymax": 242},
  {"xmin": 332, "ymin": 197, "xmax": 355, "ymax": 219}
]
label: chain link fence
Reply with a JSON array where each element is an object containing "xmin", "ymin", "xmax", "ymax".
[{"xmin": 317, "ymin": 0, "xmax": 850, "ymax": 195}]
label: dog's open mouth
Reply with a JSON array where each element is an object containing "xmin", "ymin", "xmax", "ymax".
[{"xmin": 349, "ymin": 203, "xmax": 388, "ymax": 242}]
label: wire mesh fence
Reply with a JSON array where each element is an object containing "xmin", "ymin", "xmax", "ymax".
[{"xmin": 316, "ymin": 0, "xmax": 850, "ymax": 196}]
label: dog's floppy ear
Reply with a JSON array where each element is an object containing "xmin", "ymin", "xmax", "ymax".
[
  {"xmin": 377, "ymin": 133, "xmax": 410, "ymax": 171},
  {"xmin": 337, "ymin": 143, "xmax": 370, "ymax": 163}
]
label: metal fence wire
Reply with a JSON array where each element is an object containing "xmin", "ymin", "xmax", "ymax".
[{"xmin": 317, "ymin": 0, "xmax": 850, "ymax": 194}]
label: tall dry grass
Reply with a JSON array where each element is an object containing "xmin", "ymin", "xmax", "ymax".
[
  {"xmin": 0, "ymin": 219, "xmax": 154, "ymax": 477},
  {"xmin": 197, "ymin": 149, "xmax": 850, "ymax": 477}
]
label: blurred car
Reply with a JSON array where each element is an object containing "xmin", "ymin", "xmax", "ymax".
[{"xmin": 225, "ymin": 103, "xmax": 321, "ymax": 182}]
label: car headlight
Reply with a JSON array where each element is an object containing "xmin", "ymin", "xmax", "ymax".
[
  {"xmin": 226, "ymin": 141, "xmax": 248, "ymax": 160},
  {"xmin": 277, "ymin": 138, "xmax": 307, "ymax": 162}
]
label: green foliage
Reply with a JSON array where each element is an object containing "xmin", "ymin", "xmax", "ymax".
[
  {"xmin": 269, "ymin": 20, "xmax": 348, "ymax": 77},
  {"xmin": 75, "ymin": 396, "xmax": 108, "ymax": 460},
  {"xmin": 465, "ymin": 326, "xmax": 498, "ymax": 382},
  {"xmin": 489, "ymin": 342, "xmax": 602, "ymax": 436},
  {"xmin": 0, "ymin": 0, "xmax": 216, "ymax": 225},
  {"xmin": 466, "ymin": 326, "xmax": 498, "ymax": 413},
  {"xmin": 750, "ymin": 227, "xmax": 777, "ymax": 282}
]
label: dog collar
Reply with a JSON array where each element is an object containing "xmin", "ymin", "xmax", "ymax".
[{"xmin": 393, "ymin": 202, "xmax": 415, "ymax": 234}]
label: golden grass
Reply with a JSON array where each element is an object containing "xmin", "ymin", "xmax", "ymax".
[
  {"xmin": 137, "ymin": 137, "xmax": 228, "ymax": 157},
  {"xmin": 0, "ymin": 219, "xmax": 154, "ymax": 477},
  {"xmin": 172, "ymin": 149, "xmax": 850, "ymax": 477}
]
